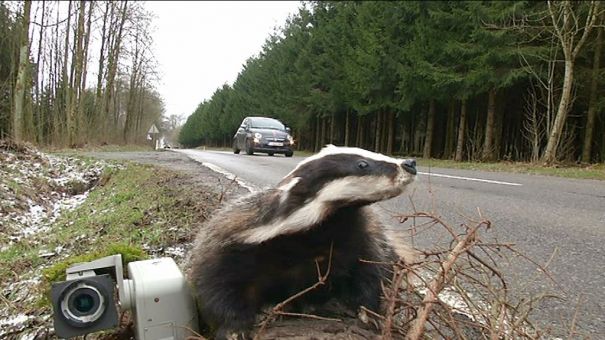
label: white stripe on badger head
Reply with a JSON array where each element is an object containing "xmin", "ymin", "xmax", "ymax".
[
  {"xmin": 317, "ymin": 175, "xmax": 398, "ymax": 203},
  {"xmin": 278, "ymin": 176, "xmax": 301, "ymax": 192},
  {"xmin": 238, "ymin": 175, "xmax": 400, "ymax": 244},
  {"xmin": 278, "ymin": 177, "xmax": 301, "ymax": 204}
]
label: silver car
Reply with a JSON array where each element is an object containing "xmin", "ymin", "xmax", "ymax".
[{"xmin": 233, "ymin": 117, "xmax": 294, "ymax": 157}]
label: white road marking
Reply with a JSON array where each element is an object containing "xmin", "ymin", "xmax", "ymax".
[
  {"xmin": 173, "ymin": 150, "xmax": 257, "ymax": 192},
  {"xmin": 418, "ymin": 171, "xmax": 522, "ymax": 186},
  {"xmin": 201, "ymin": 162, "xmax": 257, "ymax": 192}
]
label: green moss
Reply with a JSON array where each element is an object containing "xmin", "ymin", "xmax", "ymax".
[
  {"xmin": 42, "ymin": 244, "xmax": 147, "ymax": 284},
  {"xmin": 39, "ymin": 243, "xmax": 148, "ymax": 307}
]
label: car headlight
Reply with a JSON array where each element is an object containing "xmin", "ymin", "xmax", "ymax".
[
  {"xmin": 254, "ymin": 133, "xmax": 262, "ymax": 143},
  {"xmin": 287, "ymin": 134, "xmax": 295, "ymax": 145}
]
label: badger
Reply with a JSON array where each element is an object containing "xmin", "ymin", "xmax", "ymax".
[{"xmin": 189, "ymin": 145, "xmax": 417, "ymax": 339}]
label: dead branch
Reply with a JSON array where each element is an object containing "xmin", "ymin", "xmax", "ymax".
[{"xmin": 405, "ymin": 219, "xmax": 485, "ymax": 340}]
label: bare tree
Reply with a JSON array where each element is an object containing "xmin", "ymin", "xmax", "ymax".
[
  {"xmin": 581, "ymin": 12, "xmax": 603, "ymax": 163},
  {"xmin": 12, "ymin": 0, "xmax": 32, "ymax": 142},
  {"xmin": 523, "ymin": 82, "xmax": 546, "ymax": 162},
  {"xmin": 104, "ymin": 1, "xmax": 128, "ymax": 137},
  {"xmin": 67, "ymin": 0, "xmax": 86, "ymax": 145},
  {"xmin": 374, "ymin": 111, "xmax": 382, "ymax": 152},
  {"xmin": 482, "ymin": 88, "xmax": 497, "ymax": 161},
  {"xmin": 454, "ymin": 99, "xmax": 467, "ymax": 162},
  {"xmin": 423, "ymin": 100, "xmax": 435, "ymax": 159},
  {"xmin": 542, "ymin": 0, "xmax": 601, "ymax": 164},
  {"xmin": 33, "ymin": 0, "xmax": 47, "ymax": 142}
]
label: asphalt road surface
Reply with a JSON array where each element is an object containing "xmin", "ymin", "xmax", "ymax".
[{"xmin": 175, "ymin": 148, "xmax": 604, "ymax": 337}]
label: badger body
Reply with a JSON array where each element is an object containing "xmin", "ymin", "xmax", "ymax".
[{"xmin": 189, "ymin": 145, "xmax": 417, "ymax": 339}]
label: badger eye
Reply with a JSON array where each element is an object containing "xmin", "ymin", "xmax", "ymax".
[{"xmin": 357, "ymin": 160, "xmax": 369, "ymax": 169}]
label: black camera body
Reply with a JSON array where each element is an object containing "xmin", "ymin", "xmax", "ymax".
[{"xmin": 51, "ymin": 274, "xmax": 119, "ymax": 338}]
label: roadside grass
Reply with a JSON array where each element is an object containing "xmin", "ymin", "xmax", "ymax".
[
  {"xmin": 42, "ymin": 143, "xmax": 153, "ymax": 153},
  {"xmin": 418, "ymin": 158, "xmax": 605, "ymax": 180},
  {"xmin": 0, "ymin": 162, "xmax": 214, "ymax": 310}
]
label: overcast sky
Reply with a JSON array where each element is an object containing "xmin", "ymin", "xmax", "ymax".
[{"xmin": 145, "ymin": 1, "xmax": 302, "ymax": 121}]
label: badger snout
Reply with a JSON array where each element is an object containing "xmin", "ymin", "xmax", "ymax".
[{"xmin": 401, "ymin": 159, "xmax": 417, "ymax": 175}]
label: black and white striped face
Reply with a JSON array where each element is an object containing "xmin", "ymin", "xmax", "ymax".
[
  {"xmin": 279, "ymin": 145, "xmax": 416, "ymax": 206},
  {"xmin": 236, "ymin": 146, "xmax": 417, "ymax": 244}
]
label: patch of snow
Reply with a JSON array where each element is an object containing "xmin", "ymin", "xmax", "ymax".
[
  {"xmin": 0, "ymin": 314, "xmax": 31, "ymax": 328},
  {"xmin": 164, "ymin": 246, "xmax": 186, "ymax": 258}
]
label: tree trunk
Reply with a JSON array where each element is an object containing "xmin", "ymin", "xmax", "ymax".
[
  {"xmin": 95, "ymin": 1, "xmax": 110, "ymax": 140},
  {"xmin": 355, "ymin": 115, "xmax": 363, "ymax": 148},
  {"xmin": 80, "ymin": 2, "xmax": 93, "ymax": 95},
  {"xmin": 423, "ymin": 100, "xmax": 435, "ymax": 159},
  {"xmin": 12, "ymin": 0, "xmax": 31, "ymax": 142},
  {"xmin": 543, "ymin": 59, "xmax": 574, "ymax": 164},
  {"xmin": 124, "ymin": 28, "xmax": 141, "ymax": 143},
  {"xmin": 386, "ymin": 112, "xmax": 394, "ymax": 155},
  {"xmin": 374, "ymin": 112, "xmax": 382, "ymax": 152},
  {"xmin": 494, "ymin": 98, "xmax": 504, "ymax": 160},
  {"xmin": 320, "ymin": 115, "xmax": 326, "ymax": 147},
  {"xmin": 380, "ymin": 112, "xmax": 388, "ymax": 153},
  {"xmin": 443, "ymin": 99, "xmax": 456, "ymax": 159},
  {"xmin": 34, "ymin": 0, "xmax": 46, "ymax": 143},
  {"xmin": 482, "ymin": 89, "xmax": 496, "ymax": 161},
  {"xmin": 602, "ymin": 114, "xmax": 605, "ymax": 162},
  {"xmin": 314, "ymin": 114, "xmax": 320, "ymax": 152},
  {"xmin": 344, "ymin": 110, "xmax": 350, "ymax": 146},
  {"xmin": 360, "ymin": 115, "xmax": 367, "ymax": 148},
  {"xmin": 455, "ymin": 99, "xmax": 467, "ymax": 162},
  {"xmin": 68, "ymin": 1, "xmax": 86, "ymax": 146},
  {"xmin": 51, "ymin": 5, "xmax": 63, "ymax": 143},
  {"xmin": 581, "ymin": 21, "xmax": 602, "ymax": 163},
  {"xmin": 62, "ymin": 1, "xmax": 73, "ymax": 145},
  {"xmin": 104, "ymin": 1, "xmax": 128, "ymax": 134},
  {"xmin": 329, "ymin": 113, "xmax": 335, "ymax": 144}
]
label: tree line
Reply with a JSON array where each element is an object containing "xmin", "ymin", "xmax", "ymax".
[
  {"xmin": 0, "ymin": 1, "xmax": 163, "ymax": 147},
  {"xmin": 179, "ymin": 1, "xmax": 604, "ymax": 164}
]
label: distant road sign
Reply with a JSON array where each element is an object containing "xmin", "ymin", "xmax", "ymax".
[{"xmin": 148, "ymin": 124, "xmax": 159, "ymax": 134}]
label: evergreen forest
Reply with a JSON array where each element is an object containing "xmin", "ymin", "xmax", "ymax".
[{"xmin": 179, "ymin": 1, "xmax": 605, "ymax": 164}]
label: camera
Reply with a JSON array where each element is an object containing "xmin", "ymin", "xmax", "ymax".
[{"xmin": 51, "ymin": 255, "xmax": 199, "ymax": 339}]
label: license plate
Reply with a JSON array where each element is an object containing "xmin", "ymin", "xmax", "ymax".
[{"xmin": 268, "ymin": 142, "xmax": 283, "ymax": 146}]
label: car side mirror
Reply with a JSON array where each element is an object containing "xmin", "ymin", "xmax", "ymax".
[{"xmin": 286, "ymin": 127, "xmax": 291, "ymax": 134}]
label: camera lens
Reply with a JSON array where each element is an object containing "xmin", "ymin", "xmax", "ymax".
[
  {"xmin": 73, "ymin": 290, "xmax": 96, "ymax": 313},
  {"xmin": 60, "ymin": 282, "xmax": 107, "ymax": 327}
]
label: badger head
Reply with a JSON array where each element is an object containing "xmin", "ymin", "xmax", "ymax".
[
  {"xmin": 278, "ymin": 145, "xmax": 416, "ymax": 207},
  {"xmin": 236, "ymin": 145, "xmax": 416, "ymax": 244}
]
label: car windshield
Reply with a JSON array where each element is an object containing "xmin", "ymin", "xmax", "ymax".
[{"xmin": 249, "ymin": 118, "xmax": 285, "ymax": 130}]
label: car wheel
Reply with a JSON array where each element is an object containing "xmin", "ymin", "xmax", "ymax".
[
  {"xmin": 268, "ymin": 152, "xmax": 274, "ymax": 156},
  {"xmin": 233, "ymin": 141, "xmax": 240, "ymax": 154},
  {"xmin": 285, "ymin": 151, "xmax": 293, "ymax": 157},
  {"xmin": 245, "ymin": 140, "xmax": 254, "ymax": 155}
]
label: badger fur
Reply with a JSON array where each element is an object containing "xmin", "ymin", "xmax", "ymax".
[{"xmin": 189, "ymin": 145, "xmax": 417, "ymax": 339}]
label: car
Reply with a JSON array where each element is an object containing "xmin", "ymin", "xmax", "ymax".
[{"xmin": 233, "ymin": 117, "xmax": 294, "ymax": 157}]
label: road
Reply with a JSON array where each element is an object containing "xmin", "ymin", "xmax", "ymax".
[{"xmin": 175, "ymin": 148, "xmax": 604, "ymax": 337}]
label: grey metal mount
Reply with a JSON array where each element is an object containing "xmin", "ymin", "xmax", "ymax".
[{"xmin": 65, "ymin": 254, "xmax": 128, "ymax": 309}]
